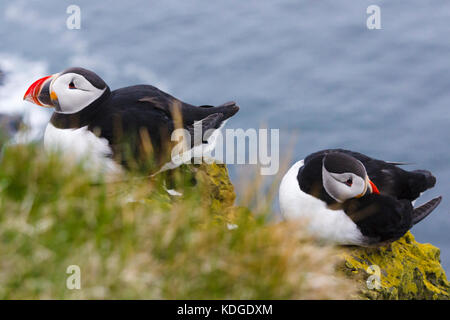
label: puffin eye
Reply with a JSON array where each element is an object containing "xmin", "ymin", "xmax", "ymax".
[
  {"xmin": 68, "ymin": 81, "xmax": 76, "ymax": 89},
  {"xmin": 345, "ymin": 178, "xmax": 353, "ymax": 186}
]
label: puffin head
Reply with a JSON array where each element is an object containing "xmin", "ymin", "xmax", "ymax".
[
  {"xmin": 322, "ymin": 152, "xmax": 380, "ymax": 203},
  {"xmin": 23, "ymin": 67, "xmax": 109, "ymax": 114}
]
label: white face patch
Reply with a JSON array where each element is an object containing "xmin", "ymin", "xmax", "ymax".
[
  {"xmin": 322, "ymin": 167, "xmax": 367, "ymax": 202},
  {"xmin": 50, "ymin": 73, "xmax": 106, "ymax": 114}
]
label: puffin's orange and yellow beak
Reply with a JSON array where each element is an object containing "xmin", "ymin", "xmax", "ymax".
[
  {"xmin": 368, "ymin": 178, "xmax": 380, "ymax": 194},
  {"xmin": 23, "ymin": 74, "xmax": 56, "ymax": 107},
  {"xmin": 356, "ymin": 177, "xmax": 380, "ymax": 198}
]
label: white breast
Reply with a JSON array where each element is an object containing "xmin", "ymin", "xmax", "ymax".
[
  {"xmin": 279, "ymin": 160, "xmax": 365, "ymax": 245},
  {"xmin": 44, "ymin": 122, "xmax": 122, "ymax": 175}
]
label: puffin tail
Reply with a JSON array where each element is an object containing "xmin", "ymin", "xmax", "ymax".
[
  {"xmin": 200, "ymin": 101, "xmax": 240, "ymax": 122},
  {"xmin": 412, "ymin": 196, "xmax": 442, "ymax": 225},
  {"xmin": 186, "ymin": 113, "xmax": 225, "ymax": 145},
  {"xmin": 184, "ymin": 101, "xmax": 239, "ymax": 147}
]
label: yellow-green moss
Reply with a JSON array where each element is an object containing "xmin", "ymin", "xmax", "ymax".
[
  {"xmin": 163, "ymin": 162, "xmax": 236, "ymax": 212},
  {"xmin": 341, "ymin": 232, "xmax": 450, "ymax": 299},
  {"xmin": 195, "ymin": 162, "xmax": 236, "ymax": 210}
]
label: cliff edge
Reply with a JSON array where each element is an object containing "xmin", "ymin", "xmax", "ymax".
[{"xmin": 341, "ymin": 232, "xmax": 450, "ymax": 299}]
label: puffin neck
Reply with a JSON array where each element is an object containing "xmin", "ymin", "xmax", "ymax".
[{"xmin": 50, "ymin": 87, "xmax": 111, "ymax": 129}]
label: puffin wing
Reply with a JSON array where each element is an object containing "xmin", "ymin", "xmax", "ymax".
[
  {"xmin": 343, "ymin": 194, "xmax": 414, "ymax": 244},
  {"xmin": 111, "ymin": 85, "xmax": 238, "ymax": 144},
  {"xmin": 412, "ymin": 196, "xmax": 442, "ymax": 225}
]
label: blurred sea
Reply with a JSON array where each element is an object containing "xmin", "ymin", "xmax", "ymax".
[{"xmin": 1, "ymin": 1, "xmax": 449, "ymax": 271}]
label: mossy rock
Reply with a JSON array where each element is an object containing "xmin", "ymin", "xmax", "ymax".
[
  {"xmin": 194, "ymin": 162, "xmax": 236, "ymax": 209},
  {"xmin": 157, "ymin": 162, "xmax": 236, "ymax": 211},
  {"xmin": 341, "ymin": 232, "xmax": 450, "ymax": 299}
]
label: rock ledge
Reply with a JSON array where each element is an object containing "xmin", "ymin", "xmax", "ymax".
[{"xmin": 341, "ymin": 232, "xmax": 450, "ymax": 299}]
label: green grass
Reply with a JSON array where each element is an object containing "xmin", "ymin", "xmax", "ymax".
[{"xmin": 0, "ymin": 143, "xmax": 356, "ymax": 299}]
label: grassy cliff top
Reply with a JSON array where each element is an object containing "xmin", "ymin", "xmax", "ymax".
[
  {"xmin": 0, "ymin": 144, "xmax": 355, "ymax": 299},
  {"xmin": 1, "ymin": 143, "xmax": 447, "ymax": 299}
]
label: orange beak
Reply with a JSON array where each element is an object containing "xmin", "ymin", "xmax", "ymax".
[
  {"xmin": 23, "ymin": 75, "xmax": 55, "ymax": 107},
  {"xmin": 368, "ymin": 179, "xmax": 380, "ymax": 195}
]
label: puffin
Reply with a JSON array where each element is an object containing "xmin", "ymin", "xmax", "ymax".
[
  {"xmin": 23, "ymin": 67, "xmax": 239, "ymax": 174},
  {"xmin": 279, "ymin": 149, "xmax": 442, "ymax": 246}
]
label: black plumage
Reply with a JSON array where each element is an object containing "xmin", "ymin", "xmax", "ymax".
[
  {"xmin": 342, "ymin": 193, "xmax": 414, "ymax": 244},
  {"xmin": 50, "ymin": 72, "xmax": 239, "ymax": 168},
  {"xmin": 342, "ymin": 194, "xmax": 442, "ymax": 244}
]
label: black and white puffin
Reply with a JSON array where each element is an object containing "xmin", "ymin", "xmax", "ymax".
[
  {"xmin": 23, "ymin": 67, "xmax": 239, "ymax": 174},
  {"xmin": 279, "ymin": 149, "xmax": 442, "ymax": 246}
]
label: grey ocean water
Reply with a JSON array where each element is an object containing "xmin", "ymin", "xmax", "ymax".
[{"xmin": 1, "ymin": 1, "xmax": 449, "ymax": 270}]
